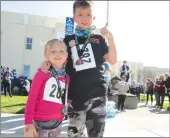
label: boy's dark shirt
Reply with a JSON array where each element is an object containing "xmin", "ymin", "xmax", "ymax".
[{"xmin": 64, "ymin": 34, "xmax": 108, "ymax": 110}]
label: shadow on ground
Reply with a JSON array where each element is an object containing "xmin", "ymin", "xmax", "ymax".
[{"xmin": 1, "ymin": 114, "xmax": 69, "ymax": 137}]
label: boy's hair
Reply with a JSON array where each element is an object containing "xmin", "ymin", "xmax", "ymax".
[
  {"xmin": 73, "ymin": 0, "xmax": 94, "ymax": 15},
  {"xmin": 44, "ymin": 39, "xmax": 66, "ymax": 53}
]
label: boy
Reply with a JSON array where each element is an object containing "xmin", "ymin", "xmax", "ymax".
[{"xmin": 41, "ymin": 0, "xmax": 117, "ymax": 137}]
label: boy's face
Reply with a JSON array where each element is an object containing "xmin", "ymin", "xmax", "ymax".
[
  {"xmin": 45, "ymin": 42, "xmax": 68, "ymax": 69},
  {"xmin": 73, "ymin": 7, "xmax": 95, "ymax": 29}
]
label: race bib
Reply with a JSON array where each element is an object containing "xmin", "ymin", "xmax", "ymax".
[
  {"xmin": 43, "ymin": 77, "xmax": 65, "ymax": 104},
  {"xmin": 71, "ymin": 43, "xmax": 96, "ymax": 71}
]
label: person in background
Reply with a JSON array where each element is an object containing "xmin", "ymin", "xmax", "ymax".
[
  {"xmin": 103, "ymin": 62, "xmax": 112, "ymax": 90},
  {"xmin": 115, "ymin": 76, "xmax": 129, "ymax": 112},
  {"xmin": 164, "ymin": 73, "xmax": 170, "ymax": 110},
  {"xmin": 157, "ymin": 75, "xmax": 166, "ymax": 110},
  {"xmin": 131, "ymin": 80, "xmax": 137, "ymax": 95},
  {"xmin": 11, "ymin": 69, "xmax": 17, "ymax": 91},
  {"xmin": 1, "ymin": 66, "xmax": 5, "ymax": 92},
  {"xmin": 154, "ymin": 77, "xmax": 159, "ymax": 107},
  {"xmin": 145, "ymin": 78, "xmax": 154, "ymax": 105},
  {"xmin": 2, "ymin": 67, "xmax": 13, "ymax": 97},
  {"xmin": 120, "ymin": 61, "xmax": 131, "ymax": 82},
  {"xmin": 135, "ymin": 83, "xmax": 142, "ymax": 103}
]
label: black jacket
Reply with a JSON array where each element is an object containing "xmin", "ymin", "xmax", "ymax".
[{"xmin": 165, "ymin": 77, "xmax": 170, "ymax": 90}]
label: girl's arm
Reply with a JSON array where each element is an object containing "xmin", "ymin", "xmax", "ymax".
[{"xmin": 25, "ymin": 71, "xmax": 45, "ymax": 125}]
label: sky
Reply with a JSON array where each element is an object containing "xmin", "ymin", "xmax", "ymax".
[{"xmin": 1, "ymin": 1, "xmax": 169, "ymax": 68}]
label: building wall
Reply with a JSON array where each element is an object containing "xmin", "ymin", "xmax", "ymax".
[{"xmin": 1, "ymin": 11, "xmax": 65, "ymax": 79}]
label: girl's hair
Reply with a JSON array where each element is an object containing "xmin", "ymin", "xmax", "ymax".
[
  {"xmin": 156, "ymin": 77, "xmax": 159, "ymax": 81},
  {"xmin": 44, "ymin": 39, "xmax": 65, "ymax": 53},
  {"xmin": 73, "ymin": 0, "xmax": 94, "ymax": 15},
  {"xmin": 147, "ymin": 78, "xmax": 151, "ymax": 81},
  {"xmin": 159, "ymin": 75, "xmax": 165, "ymax": 81}
]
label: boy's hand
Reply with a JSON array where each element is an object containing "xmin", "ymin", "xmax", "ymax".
[
  {"xmin": 40, "ymin": 61, "xmax": 51, "ymax": 73},
  {"xmin": 24, "ymin": 124, "xmax": 39, "ymax": 137},
  {"xmin": 100, "ymin": 23, "xmax": 113, "ymax": 40}
]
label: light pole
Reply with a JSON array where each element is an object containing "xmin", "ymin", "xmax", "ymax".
[{"xmin": 106, "ymin": 0, "xmax": 109, "ymax": 27}]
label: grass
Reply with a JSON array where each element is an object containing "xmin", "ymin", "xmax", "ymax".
[
  {"xmin": 140, "ymin": 95, "xmax": 169, "ymax": 109},
  {"xmin": 1, "ymin": 94, "xmax": 169, "ymax": 114},
  {"xmin": 1, "ymin": 95, "xmax": 27, "ymax": 114}
]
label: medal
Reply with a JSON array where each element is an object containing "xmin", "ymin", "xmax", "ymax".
[
  {"xmin": 61, "ymin": 105, "xmax": 68, "ymax": 115},
  {"xmin": 69, "ymin": 40, "xmax": 75, "ymax": 47},
  {"xmin": 75, "ymin": 59, "xmax": 83, "ymax": 65}
]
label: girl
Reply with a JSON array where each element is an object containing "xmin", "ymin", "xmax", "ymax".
[
  {"xmin": 24, "ymin": 39, "xmax": 69, "ymax": 137},
  {"xmin": 157, "ymin": 75, "xmax": 166, "ymax": 110}
]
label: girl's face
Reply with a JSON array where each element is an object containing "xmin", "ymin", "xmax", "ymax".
[
  {"xmin": 45, "ymin": 42, "xmax": 68, "ymax": 69},
  {"xmin": 73, "ymin": 7, "xmax": 95, "ymax": 29}
]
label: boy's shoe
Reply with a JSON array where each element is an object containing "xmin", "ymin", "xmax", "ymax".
[
  {"xmin": 121, "ymin": 109, "xmax": 126, "ymax": 112},
  {"xmin": 116, "ymin": 109, "xmax": 121, "ymax": 113}
]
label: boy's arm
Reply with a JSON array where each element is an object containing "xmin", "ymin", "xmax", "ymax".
[
  {"xmin": 105, "ymin": 36, "xmax": 117, "ymax": 65},
  {"xmin": 25, "ymin": 72, "xmax": 45, "ymax": 125},
  {"xmin": 100, "ymin": 25, "xmax": 117, "ymax": 65}
]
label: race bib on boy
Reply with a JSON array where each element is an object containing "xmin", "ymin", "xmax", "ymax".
[
  {"xmin": 71, "ymin": 43, "xmax": 96, "ymax": 71},
  {"xmin": 43, "ymin": 77, "xmax": 65, "ymax": 104}
]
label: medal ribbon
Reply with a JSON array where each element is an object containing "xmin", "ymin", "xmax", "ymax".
[
  {"xmin": 50, "ymin": 67, "xmax": 67, "ymax": 105},
  {"xmin": 75, "ymin": 35, "xmax": 93, "ymax": 59}
]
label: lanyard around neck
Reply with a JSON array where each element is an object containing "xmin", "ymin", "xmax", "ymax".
[
  {"xmin": 75, "ymin": 35, "xmax": 92, "ymax": 59},
  {"xmin": 51, "ymin": 67, "xmax": 67, "ymax": 105}
]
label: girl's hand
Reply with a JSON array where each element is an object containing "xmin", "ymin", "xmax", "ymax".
[{"xmin": 24, "ymin": 124, "xmax": 39, "ymax": 137}]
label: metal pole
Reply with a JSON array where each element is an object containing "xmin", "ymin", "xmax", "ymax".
[{"xmin": 106, "ymin": 0, "xmax": 109, "ymax": 27}]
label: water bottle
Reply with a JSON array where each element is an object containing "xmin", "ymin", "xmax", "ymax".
[{"xmin": 106, "ymin": 101, "xmax": 116, "ymax": 118}]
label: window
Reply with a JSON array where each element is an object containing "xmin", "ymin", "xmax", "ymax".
[
  {"xmin": 24, "ymin": 65, "xmax": 30, "ymax": 78},
  {"xmin": 26, "ymin": 38, "xmax": 32, "ymax": 49}
]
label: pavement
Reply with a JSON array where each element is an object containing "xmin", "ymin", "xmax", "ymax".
[{"xmin": 1, "ymin": 102, "xmax": 170, "ymax": 137}]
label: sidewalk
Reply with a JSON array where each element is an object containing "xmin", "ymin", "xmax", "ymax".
[{"xmin": 1, "ymin": 102, "xmax": 169, "ymax": 137}]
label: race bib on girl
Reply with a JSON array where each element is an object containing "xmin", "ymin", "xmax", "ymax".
[{"xmin": 43, "ymin": 77, "xmax": 66, "ymax": 104}]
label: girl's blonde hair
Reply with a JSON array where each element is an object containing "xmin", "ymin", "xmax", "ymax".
[
  {"xmin": 156, "ymin": 77, "xmax": 159, "ymax": 81},
  {"xmin": 159, "ymin": 75, "xmax": 165, "ymax": 81},
  {"xmin": 44, "ymin": 39, "xmax": 66, "ymax": 53}
]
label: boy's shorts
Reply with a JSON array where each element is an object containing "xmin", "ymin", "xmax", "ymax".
[
  {"xmin": 67, "ymin": 96, "xmax": 107, "ymax": 137},
  {"xmin": 34, "ymin": 120, "xmax": 62, "ymax": 137}
]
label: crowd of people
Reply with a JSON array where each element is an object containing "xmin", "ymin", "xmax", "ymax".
[
  {"xmin": 1, "ymin": 66, "xmax": 30, "ymax": 97},
  {"xmin": 108, "ymin": 72, "xmax": 170, "ymax": 112},
  {"xmin": 145, "ymin": 74, "xmax": 170, "ymax": 110}
]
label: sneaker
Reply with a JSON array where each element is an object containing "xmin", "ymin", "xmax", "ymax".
[
  {"xmin": 121, "ymin": 109, "xmax": 126, "ymax": 112},
  {"xmin": 159, "ymin": 106, "xmax": 162, "ymax": 110},
  {"xmin": 116, "ymin": 109, "xmax": 121, "ymax": 113}
]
